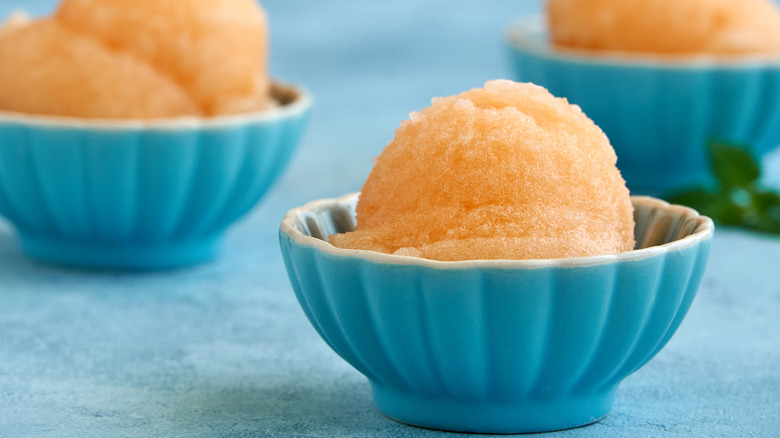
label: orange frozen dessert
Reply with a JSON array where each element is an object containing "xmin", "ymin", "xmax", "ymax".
[
  {"xmin": 330, "ymin": 80, "xmax": 635, "ymax": 261},
  {"xmin": 547, "ymin": 0, "xmax": 780, "ymax": 55},
  {"xmin": 0, "ymin": 0, "xmax": 270, "ymax": 119}
]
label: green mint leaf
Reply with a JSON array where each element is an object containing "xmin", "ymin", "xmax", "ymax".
[
  {"xmin": 751, "ymin": 190, "xmax": 780, "ymax": 210},
  {"xmin": 751, "ymin": 219, "xmax": 780, "ymax": 235},
  {"xmin": 667, "ymin": 188, "xmax": 743, "ymax": 225},
  {"xmin": 663, "ymin": 141, "xmax": 780, "ymax": 236},
  {"xmin": 744, "ymin": 201, "xmax": 780, "ymax": 234},
  {"xmin": 752, "ymin": 191, "xmax": 780, "ymax": 222},
  {"xmin": 666, "ymin": 189, "xmax": 722, "ymax": 213},
  {"xmin": 709, "ymin": 141, "xmax": 761, "ymax": 189}
]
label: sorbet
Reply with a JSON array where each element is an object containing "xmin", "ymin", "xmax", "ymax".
[
  {"xmin": 0, "ymin": 19, "xmax": 199, "ymax": 119},
  {"xmin": 547, "ymin": 0, "xmax": 780, "ymax": 55},
  {"xmin": 330, "ymin": 80, "xmax": 635, "ymax": 261},
  {"xmin": 0, "ymin": 0, "xmax": 269, "ymax": 119}
]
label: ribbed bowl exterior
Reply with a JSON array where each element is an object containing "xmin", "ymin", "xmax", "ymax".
[
  {"xmin": 279, "ymin": 193, "xmax": 713, "ymax": 433},
  {"xmin": 506, "ymin": 17, "xmax": 780, "ymax": 194},
  {"xmin": 0, "ymin": 83, "xmax": 311, "ymax": 269}
]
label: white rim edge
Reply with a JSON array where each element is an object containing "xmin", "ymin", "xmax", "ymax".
[
  {"xmin": 280, "ymin": 193, "xmax": 715, "ymax": 270},
  {"xmin": 0, "ymin": 79, "xmax": 312, "ymax": 131},
  {"xmin": 506, "ymin": 15, "xmax": 780, "ymax": 69}
]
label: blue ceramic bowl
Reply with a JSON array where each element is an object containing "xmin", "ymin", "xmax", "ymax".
[
  {"xmin": 506, "ymin": 16, "xmax": 780, "ymax": 194},
  {"xmin": 0, "ymin": 81, "xmax": 311, "ymax": 269},
  {"xmin": 280, "ymin": 193, "xmax": 713, "ymax": 434}
]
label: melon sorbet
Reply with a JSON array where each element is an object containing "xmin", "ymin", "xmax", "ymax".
[
  {"xmin": 0, "ymin": 0, "xmax": 270, "ymax": 119},
  {"xmin": 547, "ymin": 0, "xmax": 780, "ymax": 55},
  {"xmin": 330, "ymin": 80, "xmax": 635, "ymax": 261}
]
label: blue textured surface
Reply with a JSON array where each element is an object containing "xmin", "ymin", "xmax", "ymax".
[
  {"xmin": 279, "ymin": 195, "xmax": 713, "ymax": 433},
  {"xmin": 506, "ymin": 17, "xmax": 780, "ymax": 194},
  {"xmin": 1, "ymin": 0, "xmax": 779, "ymax": 437},
  {"xmin": 0, "ymin": 88, "xmax": 310, "ymax": 269}
]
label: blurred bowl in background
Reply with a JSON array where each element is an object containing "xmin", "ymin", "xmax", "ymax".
[
  {"xmin": 506, "ymin": 16, "xmax": 780, "ymax": 195},
  {"xmin": 0, "ymin": 81, "xmax": 311, "ymax": 269}
]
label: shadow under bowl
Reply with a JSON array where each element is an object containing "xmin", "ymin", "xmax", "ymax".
[
  {"xmin": 506, "ymin": 16, "xmax": 780, "ymax": 195},
  {"xmin": 0, "ymin": 81, "xmax": 311, "ymax": 269},
  {"xmin": 279, "ymin": 193, "xmax": 713, "ymax": 434}
]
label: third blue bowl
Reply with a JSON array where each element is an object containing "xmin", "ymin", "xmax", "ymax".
[{"xmin": 506, "ymin": 16, "xmax": 780, "ymax": 194}]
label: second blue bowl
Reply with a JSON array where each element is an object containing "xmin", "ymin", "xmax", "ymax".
[
  {"xmin": 506, "ymin": 16, "xmax": 780, "ymax": 194},
  {"xmin": 0, "ymin": 81, "xmax": 311, "ymax": 269}
]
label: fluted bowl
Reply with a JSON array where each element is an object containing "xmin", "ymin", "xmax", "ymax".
[
  {"xmin": 506, "ymin": 16, "xmax": 780, "ymax": 194},
  {"xmin": 0, "ymin": 81, "xmax": 311, "ymax": 269},
  {"xmin": 279, "ymin": 193, "xmax": 713, "ymax": 433}
]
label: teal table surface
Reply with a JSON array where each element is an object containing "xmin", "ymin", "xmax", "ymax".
[{"xmin": 1, "ymin": 1, "xmax": 779, "ymax": 437}]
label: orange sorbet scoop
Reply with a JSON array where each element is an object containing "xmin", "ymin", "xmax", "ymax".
[
  {"xmin": 0, "ymin": 0, "xmax": 270, "ymax": 119},
  {"xmin": 547, "ymin": 0, "xmax": 780, "ymax": 55},
  {"xmin": 56, "ymin": 0, "xmax": 271, "ymax": 116},
  {"xmin": 0, "ymin": 19, "xmax": 199, "ymax": 119},
  {"xmin": 330, "ymin": 80, "xmax": 636, "ymax": 261}
]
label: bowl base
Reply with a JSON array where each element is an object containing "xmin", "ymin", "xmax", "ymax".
[
  {"xmin": 18, "ymin": 233, "xmax": 223, "ymax": 270},
  {"xmin": 371, "ymin": 382, "xmax": 615, "ymax": 434}
]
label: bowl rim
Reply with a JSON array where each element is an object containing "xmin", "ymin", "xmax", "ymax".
[
  {"xmin": 280, "ymin": 193, "xmax": 715, "ymax": 270},
  {"xmin": 506, "ymin": 14, "xmax": 780, "ymax": 69},
  {"xmin": 0, "ymin": 78, "xmax": 312, "ymax": 131}
]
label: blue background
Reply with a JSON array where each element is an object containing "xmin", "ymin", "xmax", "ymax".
[{"xmin": 0, "ymin": 1, "xmax": 779, "ymax": 437}]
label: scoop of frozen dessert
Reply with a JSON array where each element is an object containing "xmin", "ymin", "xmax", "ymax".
[
  {"xmin": 547, "ymin": 0, "xmax": 780, "ymax": 55},
  {"xmin": 0, "ymin": 19, "xmax": 200, "ymax": 119},
  {"xmin": 330, "ymin": 80, "xmax": 635, "ymax": 261},
  {"xmin": 0, "ymin": 0, "xmax": 271, "ymax": 119}
]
